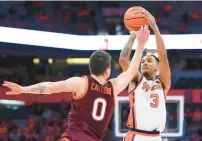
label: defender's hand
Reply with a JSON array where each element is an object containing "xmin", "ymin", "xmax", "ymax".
[
  {"xmin": 3, "ymin": 81, "xmax": 23, "ymax": 95},
  {"xmin": 136, "ymin": 25, "xmax": 150, "ymax": 47}
]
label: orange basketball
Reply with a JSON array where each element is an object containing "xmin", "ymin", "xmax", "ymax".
[{"xmin": 124, "ymin": 6, "xmax": 149, "ymax": 31}]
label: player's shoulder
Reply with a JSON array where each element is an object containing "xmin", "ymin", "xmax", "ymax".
[
  {"xmin": 157, "ymin": 78, "xmax": 170, "ymax": 95},
  {"xmin": 108, "ymin": 78, "xmax": 115, "ymax": 85},
  {"xmin": 108, "ymin": 79, "xmax": 116, "ymax": 91},
  {"xmin": 71, "ymin": 76, "xmax": 89, "ymax": 99},
  {"xmin": 132, "ymin": 74, "xmax": 144, "ymax": 86},
  {"xmin": 66, "ymin": 76, "xmax": 87, "ymax": 85}
]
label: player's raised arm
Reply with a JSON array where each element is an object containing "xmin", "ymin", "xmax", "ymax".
[
  {"xmin": 144, "ymin": 10, "xmax": 171, "ymax": 94},
  {"xmin": 119, "ymin": 31, "xmax": 136, "ymax": 72},
  {"xmin": 3, "ymin": 77, "xmax": 86, "ymax": 96},
  {"xmin": 119, "ymin": 31, "xmax": 142, "ymax": 85},
  {"xmin": 111, "ymin": 26, "xmax": 150, "ymax": 96}
]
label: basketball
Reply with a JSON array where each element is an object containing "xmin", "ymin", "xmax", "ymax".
[{"xmin": 124, "ymin": 6, "xmax": 149, "ymax": 31}]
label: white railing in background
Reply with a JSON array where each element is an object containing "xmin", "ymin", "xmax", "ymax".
[{"xmin": 0, "ymin": 26, "xmax": 201, "ymax": 50}]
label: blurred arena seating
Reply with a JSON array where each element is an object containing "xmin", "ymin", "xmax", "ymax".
[
  {"xmin": 0, "ymin": 1, "xmax": 201, "ymax": 141},
  {"xmin": 0, "ymin": 1, "xmax": 201, "ymax": 35}
]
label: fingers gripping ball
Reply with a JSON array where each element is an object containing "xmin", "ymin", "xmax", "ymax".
[{"xmin": 124, "ymin": 6, "xmax": 149, "ymax": 31}]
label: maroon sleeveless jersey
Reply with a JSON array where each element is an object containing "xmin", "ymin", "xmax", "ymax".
[{"xmin": 64, "ymin": 75, "xmax": 115, "ymax": 140}]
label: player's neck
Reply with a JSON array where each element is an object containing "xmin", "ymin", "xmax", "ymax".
[
  {"xmin": 91, "ymin": 74, "xmax": 106, "ymax": 85},
  {"xmin": 144, "ymin": 75, "xmax": 155, "ymax": 80}
]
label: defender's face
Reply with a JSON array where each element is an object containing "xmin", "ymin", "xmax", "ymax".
[{"xmin": 141, "ymin": 55, "xmax": 158, "ymax": 76}]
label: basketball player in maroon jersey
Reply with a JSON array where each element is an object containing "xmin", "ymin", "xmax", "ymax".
[
  {"xmin": 119, "ymin": 10, "xmax": 171, "ymax": 141},
  {"xmin": 3, "ymin": 26, "xmax": 150, "ymax": 141}
]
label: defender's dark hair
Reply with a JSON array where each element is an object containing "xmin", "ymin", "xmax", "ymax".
[{"xmin": 89, "ymin": 50, "xmax": 111, "ymax": 75}]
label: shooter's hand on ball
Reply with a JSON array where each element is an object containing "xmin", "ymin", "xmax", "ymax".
[{"xmin": 144, "ymin": 10, "xmax": 159, "ymax": 32}]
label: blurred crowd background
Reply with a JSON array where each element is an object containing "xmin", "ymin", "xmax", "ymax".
[
  {"xmin": 0, "ymin": 1, "xmax": 201, "ymax": 141},
  {"xmin": 0, "ymin": 1, "xmax": 201, "ymax": 35}
]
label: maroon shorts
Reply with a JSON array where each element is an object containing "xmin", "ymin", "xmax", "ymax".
[
  {"xmin": 61, "ymin": 122, "xmax": 102, "ymax": 141},
  {"xmin": 61, "ymin": 129, "xmax": 96, "ymax": 141}
]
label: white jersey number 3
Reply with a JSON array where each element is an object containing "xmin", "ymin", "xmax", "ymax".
[{"xmin": 92, "ymin": 98, "xmax": 107, "ymax": 121}]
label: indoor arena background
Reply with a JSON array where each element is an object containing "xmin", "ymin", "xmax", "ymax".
[{"xmin": 0, "ymin": 1, "xmax": 201, "ymax": 141}]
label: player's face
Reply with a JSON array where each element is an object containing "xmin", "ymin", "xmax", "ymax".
[{"xmin": 141, "ymin": 55, "xmax": 158, "ymax": 77}]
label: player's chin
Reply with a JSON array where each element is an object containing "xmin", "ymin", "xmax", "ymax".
[{"xmin": 142, "ymin": 70, "xmax": 149, "ymax": 76}]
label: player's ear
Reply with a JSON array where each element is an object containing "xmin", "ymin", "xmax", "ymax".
[{"xmin": 155, "ymin": 64, "xmax": 159, "ymax": 72}]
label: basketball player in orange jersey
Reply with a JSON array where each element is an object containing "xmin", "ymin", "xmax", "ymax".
[
  {"xmin": 3, "ymin": 26, "xmax": 150, "ymax": 141},
  {"xmin": 119, "ymin": 10, "xmax": 171, "ymax": 141}
]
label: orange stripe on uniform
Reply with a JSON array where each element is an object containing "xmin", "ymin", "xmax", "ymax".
[
  {"xmin": 127, "ymin": 92, "xmax": 137, "ymax": 128},
  {"xmin": 127, "ymin": 76, "xmax": 144, "ymax": 129},
  {"xmin": 73, "ymin": 76, "xmax": 88, "ymax": 100}
]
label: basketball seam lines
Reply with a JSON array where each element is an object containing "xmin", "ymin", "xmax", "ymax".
[
  {"xmin": 124, "ymin": 8, "xmax": 144, "ymax": 18},
  {"xmin": 124, "ymin": 22, "xmax": 141, "ymax": 29},
  {"xmin": 125, "ymin": 8, "xmax": 144, "ymax": 16},
  {"xmin": 124, "ymin": 17, "xmax": 145, "ymax": 20}
]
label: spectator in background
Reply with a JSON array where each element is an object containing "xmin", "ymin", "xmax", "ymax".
[
  {"xmin": 19, "ymin": 134, "xmax": 26, "ymax": 141},
  {"xmin": 181, "ymin": 11, "xmax": 189, "ymax": 25},
  {"xmin": 193, "ymin": 108, "xmax": 202, "ymax": 123},
  {"xmin": 191, "ymin": 9, "xmax": 200, "ymax": 21},
  {"xmin": 162, "ymin": 2, "xmax": 172, "ymax": 18},
  {"xmin": 42, "ymin": 108, "xmax": 52, "ymax": 120},
  {"xmin": 107, "ymin": 21, "xmax": 116, "ymax": 35},
  {"xmin": 8, "ymin": 6, "xmax": 17, "ymax": 21},
  {"xmin": 111, "ymin": 61, "xmax": 121, "ymax": 78},
  {"xmin": 184, "ymin": 108, "xmax": 193, "ymax": 124}
]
